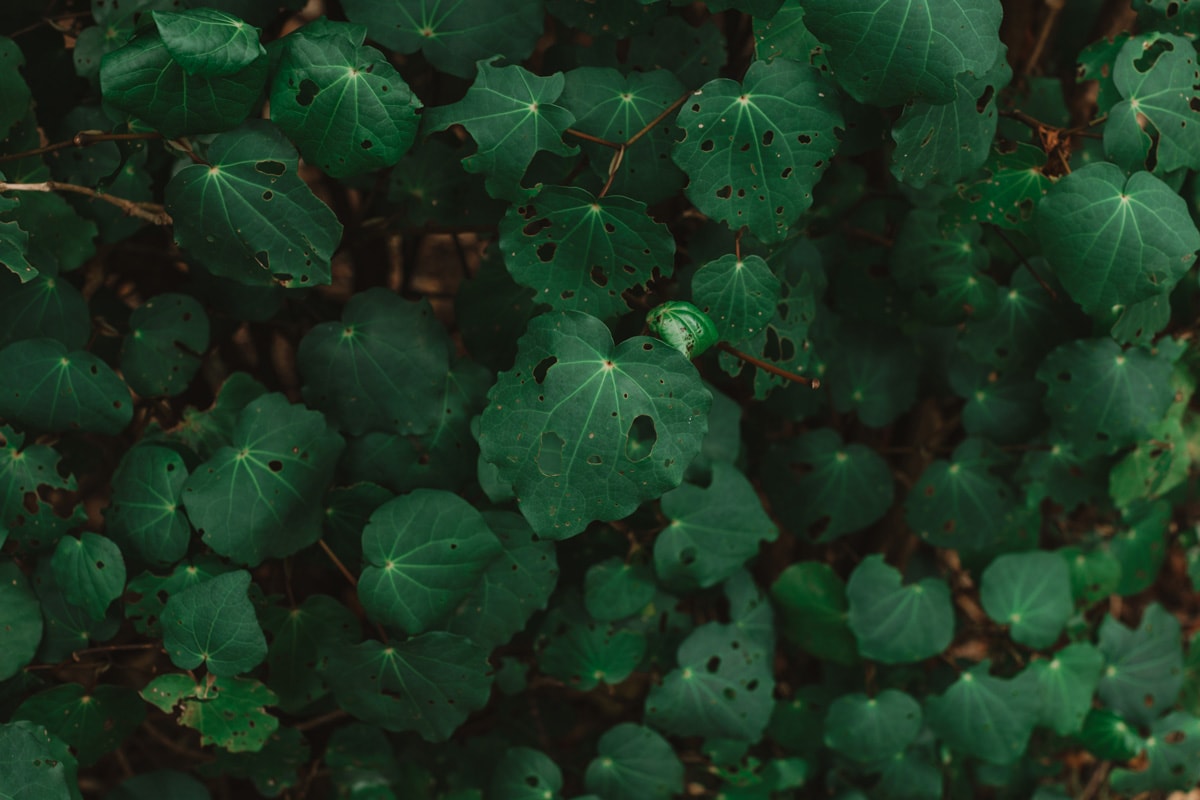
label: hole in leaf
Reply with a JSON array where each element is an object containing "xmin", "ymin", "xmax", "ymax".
[
  {"xmin": 296, "ymin": 78, "xmax": 320, "ymax": 106},
  {"xmin": 716, "ymin": 185, "xmax": 732, "ymax": 199},
  {"xmin": 625, "ymin": 415, "xmax": 657, "ymax": 461},
  {"xmin": 255, "ymin": 160, "xmax": 286, "ymax": 177},
  {"xmin": 797, "ymin": 134, "xmax": 812, "ymax": 144},
  {"xmin": 533, "ymin": 357, "xmax": 556, "ymax": 384},
  {"xmin": 762, "ymin": 130, "xmax": 774, "ymax": 146},
  {"xmin": 536, "ymin": 242, "xmax": 557, "ymax": 262},
  {"xmin": 590, "ymin": 265, "xmax": 608, "ymax": 287},
  {"xmin": 1134, "ymin": 38, "xmax": 1174, "ymax": 73},
  {"xmin": 700, "ymin": 139, "xmax": 714, "ymax": 152},
  {"xmin": 587, "ymin": 454, "xmax": 603, "ymax": 465},
  {"xmin": 268, "ymin": 460, "xmax": 283, "ymax": 472},
  {"xmin": 523, "ymin": 218, "xmax": 551, "ymax": 236},
  {"xmin": 705, "ymin": 656, "xmax": 721, "ymax": 673},
  {"xmin": 537, "ymin": 431, "xmax": 565, "ymax": 477}
]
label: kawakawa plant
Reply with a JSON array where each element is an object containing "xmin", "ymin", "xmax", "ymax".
[{"xmin": 1, "ymin": 0, "xmax": 1200, "ymax": 798}]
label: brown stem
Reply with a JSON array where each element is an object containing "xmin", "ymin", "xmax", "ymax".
[
  {"xmin": 318, "ymin": 539, "xmax": 358, "ymax": 587},
  {"xmin": 294, "ymin": 708, "xmax": 348, "ymax": 732},
  {"xmin": 716, "ymin": 341, "xmax": 819, "ymax": 387},
  {"xmin": 598, "ymin": 146, "xmax": 625, "ymax": 198},
  {"xmin": 1022, "ymin": 0, "xmax": 1065, "ymax": 75},
  {"xmin": 626, "ymin": 91, "xmax": 691, "ymax": 147},
  {"xmin": 0, "ymin": 131, "xmax": 163, "ymax": 164},
  {"xmin": 565, "ymin": 128, "xmax": 621, "ymax": 149},
  {"xmin": 734, "ymin": 228, "xmax": 744, "ymax": 261},
  {"xmin": 9, "ymin": 10, "xmax": 94, "ymax": 38},
  {"xmin": 0, "ymin": 180, "xmax": 171, "ymax": 225}
]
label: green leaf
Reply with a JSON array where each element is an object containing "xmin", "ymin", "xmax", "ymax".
[
  {"xmin": 823, "ymin": 690, "xmax": 922, "ymax": 764},
  {"xmin": 32, "ymin": 561, "xmax": 120, "ymax": 662},
  {"xmin": 423, "ymin": 59, "xmax": 577, "ymax": 201},
  {"xmin": 584, "ymin": 557, "xmax": 656, "ymax": 622},
  {"xmin": 323, "ymin": 634, "xmax": 493, "ymax": 741},
  {"xmin": 979, "ymin": 551, "xmax": 1073, "ymax": 648},
  {"xmin": 152, "ymin": 372, "xmax": 267, "ymax": 460},
  {"xmin": 1110, "ymin": 500, "xmax": 1171, "ymax": 595},
  {"xmin": 270, "ymin": 23, "xmax": 421, "ymax": 178},
  {"xmin": 626, "ymin": 15, "xmax": 727, "ymax": 89},
  {"xmin": 99, "ymin": 28, "xmax": 267, "ymax": 137},
  {"xmin": 558, "ymin": 67, "xmax": 687, "ymax": 203},
  {"xmin": 12, "ymin": 683, "xmax": 144, "ymax": 767},
  {"xmin": 925, "ymin": 661, "xmax": 1038, "ymax": 765},
  {"xmin": 262, "ymin": 594, "xmax": 360, "ymax": 713},
  {"xmin": 166, "ymin": 120, "xmax": 344, "ymax": 288},
  {"xmin": 0, "ymin": 273, "xmax": 91, "ymax": 350},
  {"xmin": 1111, "ymin": 711, "xmax": 1200, "ymax": 794},
  {"xmin": 340, "ymin": 0, "xmax": 544, "ymax": 79},
  {"xmin": 585, "ymin": 723, "xmax": 683, "ymax": 800},
  {"xmin": 297, "ymin": 288, "xmax": 451, "ymax": 436},
  {"xmin": 770, "ymin": 562, "xmax": 858, "ymax": 665},
  {"xmin": 801, "ymin": 0, "xmax": 1003, "ymax": 106},
  {"xmin": 646, "ymin": 300, "xmax": 720, "ymax": 360},
  {"xmin": 891, "ymin": 211, "xmax": 998, "ymax": 324},
  {"xmin": 0, "ymin": 37, "xmax": 31, "ymax": 137},
  {"xmin": 891, "ymin": 56, "xmax": 1010, "ymax": 188},
  {"xmin": 182, "ymin": 393, "xmax": 345, "ymax": 566},
  {"xmin": 444, "ymin": 510, "xmax": 558, "ymax": 649},
  {"xmin": 548, "ymin": 0, "xmax": 663, "ymax": 36},
  {"xmin": 125, "ymin": 556, "xmax": 233, "ymax": 637},
  {"xmin": 498, "ymin": 186, "xmax": 674, "ymax": 318},
  {"xmin": 762, "ymin": 427, "xmax": 894, "ymax": 541},
  {"xmin": 1077, "ymin": 708, "xmax": 1142, "ymax": 761},
  {"xmin": 106, "ymin": 444, "xmax": 191, "ymax": 568},
  {"xmin": 198, "ymin": 726, "xmax": 309, "ymax": 797},
  {"xmin": 655, "ymin": 461, "xmax": 776, "ymax": 592},
  {"xmin": 948, "ymin": 142, "xmax": 1053, "ymax": 231},
  {"xmin": 1037, "ymin": 337, "xmax": 1176, "ymax": 456},
  {"xmin": 1097, "ymin": 603, "xmax": 1183, "ymax": 725},
  {"xmin": 671, "ymin": 58, "xmax": 842, "ymax": 243},
  {"xmin": 644, "ymin": 621, "xmax": 774, "ymax": 741},
  {"xmin": 120, "ymin": 293, "xmax": 210, "ymax": 397},
  {"xmin": 1105, "ymin": 34, "xmax": 1200, "ymax": 174},
  {"xmin": 0, "ymin": 218, "xmax": 36, "ymax": 282},
  {"xmin": 0, "ymin": 338, "xmax": 131, "ymax": 435},
  {"xmin": 0, "ymin": 559, "xmax": 42, "ymax": 680},
  {"xmin": 754, "ymin": 2, "xmax": 824, "ymax": 66},
  {"xmin": 358, "ymin": 489, "xmax": 502, "ymax": 635},
  {"xmin": 0, "ymin": 721, "xmax": 80, "ymax": 800},
  {"xmin": 478, "ymin": 311, "xmax": 710, "ymax": 539},
  {"xmin": 141, "ymin": 673, "xmax": 279, "ymax": 752},
  {"xmin": 0, "ymin": 424, "xmax": 74, "ymax": 534},
  {"xmin": 152, "ymin": 8, "xmax": 264, "ymax": 76},
  {"xmin": 491, "ymin": 748, "xmax": 562, "ymax": 800},
  {"xmin": 823, "ymin": 324, "xmax": 919, "ymax": 427},
  {"xmin": 161, "ymin": 570, "xmax": 268, "ymax": 677},
  {"xmin": 691, "ymin": 254, "xmax": 781, "ymax": 344},
  {"xmin": 538, "ymin": 596, "xmax": 647, "ymax": 690},
  {"xmin": 1035, "ymin": 163, "xmax": 1200, "ymax": 315},
  {"xmin": 1132, "ymin": 0, "xmax": 1200, "ymax": 33},
  {"xmin": 905, "ymin": 445, "xmax": 1022, "ymax": 553},
  {"xmin": 50, "ymin": 533, "xmax": 126, "ymax": 621},
  {"xmin": 1024, "ymin": 643, "xmax": 1104, "ymax": 736},
  {"xmin": 846, "ymin": 555, "xmax": 954, "ymax": 664}
]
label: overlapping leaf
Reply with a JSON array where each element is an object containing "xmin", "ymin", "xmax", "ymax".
[
  {"xmin": 0, "ymin": 338, "xmax": 132, "ymax": 435},
  {"xmin": 979, "ymin": 551, "xmax": 1072, "ymax": 648},
  {"xmin": 120, "ymin": 293, "xmax": 209, "ymax": 397},
  {"xmin": 141, "ymin": 673, "xmax": 278, "ymax": 752},
  {"xmin": 771, "ymin": 562, "xmax": 858, "ymax": 665},
  {"xmin": 585, "ymin": 723, "xmax": 683, "ymax": 800},
  {"xmin": 846, "ymin": 555, "xmax": 954, "ymax": 664},
  {"xmin": 50, "ymin": 533, "xmax": 125, "ymax": 622},
  {"xmin": 152, "ymin": 8, "xmax": 264, "ymax": 76},
  {"xmin": 161, "ymin": 570, "xmax": 267, "ymax": 677},
  {"xmin": 925, "ymin": 661, "xmax": 1038, "ymax": 764},
  {"xmin": 823, "ymin": 690, "xmax": 922, "ymax": 764},
  {"xmin": 11, "ymin": 684, "xmax": 144, "ymax": 767},
  {"xmin": 1097, "ymin": 603, "xmax": 1183, "ymax": 725}
]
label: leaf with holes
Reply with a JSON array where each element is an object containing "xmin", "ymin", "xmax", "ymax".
[
  {"xmin": 166, "ymin": 120, "xmax": 344, "ymax": 288},
  {"xmin": 644, "ymin": 621, "xmax": 774, "ymax": 741},
  {"xmin": 891, "ymin": 55, "xmax": 1011, "ymax": 188},
  {"xmin": 979, "ymin": 551, "xmax": 1073, "ymax": 648},
  {"xmin": 1097, "ymin": 603, "xmax": 1183, "ymax": 726},
  {"xmin": 49, "ymin": 533, "xmax": 125, "ymax": 622},
  {"xmin": 690, "ymin": 254, "xmax": 781, "ymax": 344},
  {"xmin": 1132, "ymin": 0, "xmax": 1200, "ymax": 34},
  {"xmin": 0, "ymin": 338, "xmax": 132, "ymax": 435},
  {"xmin": 152, "ymin": 7, "xmax": 264, "ymax": 76},
  {"xmin": 478, "ymin": 310, "xmax": 710, "ymax": 539},
  {"xmin": 1105, "ymin": 34, "xmax": 1200, "ymax": 174},
  {"xmin": 0, "ymin": 721, "xmax": 79, "ymax": 800},
  {"xmin": 925, "ymin": 661, "xmax": 1038, "ymax": 765},
  {"xmin": 846, "ymin": 555, "xmax": 954, "ymax": 664},
  {"xmin": 357, "ymin": 489, "xmax": 501, "ymax": 636},
  {"xmin": 1024, "ymin": 643, "xmax": 1104, "ymax": 736},
  {"xmin": 823, "ymin": 690, "xmax": 922, "ymax": 765},
  {"xmin": 11, "ymin": 684, "xmax": 145, "ymax": 767},
  {"xmin": 498, "ymin": 186, "xmax": 675, "ymax": 318},
  {"xmin": 585, "ymin": 723, "xmax": 684, "ymax": 800},
  {"xmin": 1035, "ymin": 162, "xmax": 1200, "ymax": 315},
  {"xmin": 491, "ymin": 747, "xmax": 563, "ymax": 800},
  {"xmin": 120, "ymin": 293, "xmax": 209, "ymax": 398},
  {"xmin": 0, "ymin": 425, "xmax": 74, "ymax": 534},
  {"xmin": 322, "ymin": 634, "xmax": 493, "ymax": 741},
  {"xmin": 124, "ymin": 556, "xmax": 233, "ymax": 638},
  {"xmin": 105, "ymin": 444, "xmax": 190, "ymax": 567},
  {"xmin": 1037, "ymin": 337, "xmax": 1176, "ymax": 457},
  {"xmin": 672, "ymin": 57, "xmax": 842, "ymax": 242},
  {"xmin": 948, "ymin": 142, "xmax": 1053, "ymax": 230},
  {"xmin": 340, "ymin": 0, "xmax": 543, "ymax": 79},
  {"xmin": 0, "ymin": 559, "xmax": 42, "ymax": 681},
  {"xmin": 558, "ymin": 67, "xmax": 687, "ymax": 204},
  {"xmin": 423, "ymin": 59, "xmax": 577, "ymax": 201},
  {"xmin": 1110, "ymin": 711, "xmax": 1200, "ymax": 794},
  {"xmin": 801, "ymin": 0, "xmax": 1003, "ymax": 106},
  {"xmin": 99, "ymin": 27, "xmax": 267, "ymax": 137},
  {"xmin": 538, "ymin": 595, "xmax": 647, "ymax": 690},
  {"xmin": 655, "ymin": 461, "xmax": 777, "ymax": 591},
  {"xmin": 161, "ymin": 570, "xmax": 267, "ymax": 677},
  {"xmin": 762, "ymin": 427, "xmax": 893, "ymax": 542},
  {"xmin": 297, "ymin": 288, "xmax": 451, "ymax": 437},
  {"xmin": 141, "ymin": 673, "xmax": 278, "ymax": 752},
  {"xmin": 270, "ymin": 21, "xmax": 421, "ymax": 178},
  {"xmin": 181, "ymin": 393, "xmax": 344, "ymax": 566}
]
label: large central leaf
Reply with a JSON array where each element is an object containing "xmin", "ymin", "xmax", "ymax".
[
  {"xmin": 801, "ymin": 0, "xmax": 1003, "ymax": 106},
  {"xmin": 478, "ymin": 311, "xmax": 710, "ymax": 539},
  {"xmin": 672, "ymin": 58, "xmax": 842, "ymax": 243}
]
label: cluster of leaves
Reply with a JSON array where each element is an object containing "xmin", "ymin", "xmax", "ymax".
[{"xmin": 3, "ymin": 0, "xmax": 1200, "ymax": 798}]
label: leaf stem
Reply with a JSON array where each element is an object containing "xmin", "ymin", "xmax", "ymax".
[
  {"xmin": 598, "ymin": 146, "xmax": 626, "ymax": 198},
  {"xmin": 625, "ymin": 91, "xmax": 691, "ymax": 147},
  {"xmin": 0, "ymin": 180, "xmax": 172, "ymax": 225},
  {"xmin": 294, "ymin": 708, "xmax": 348, "ymax": 732},
  {"xmin": 716, "ymin": 341, "xmax": 819, "ymax": 387},
  {"xmin": 317, "ymin": 538, "xmax": 358, "ymax": 587},
  {"xmin": 0, "ymin": 131, "xmax": 163, "ymax": 164},
  {"xmin": 565, "ymin": 128, "xmax": 621, "ymax": 149}
]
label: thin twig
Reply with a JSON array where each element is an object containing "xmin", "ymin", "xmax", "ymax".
[
  {"xmin": 0, "ymin": 131, "xmax": 163, "ymax": 164},
  {"xmin": 1078, "ymin": 762, "xmax": 1111, "ymax": 800},
  {"xmin": 9, "ymin": 10, "xmax": 93, "ymax": 38},
  {"xmin": 991, "ymin": 225, "xmax": 1058, "ymax": 301},
  {"xmin": 0, "ymin": 180, "xmax": 171, "ymax": 225},
  {"xmin": 294, "ymin": 708, "xmax": 348, "ymax": 732},
  {"xmin": 1023, "ymin": 0, "xmax": 1065, "ymax": 75},
  {"xmin": 626, "ymin": 91, "xmax": 691, "ymax": 147},
  {"xmin": 317, "ymin": 539, "xmax": 357, "ymax": 587},
  {"xmin": 598, "ymin": 146, "xmax": 625, "ymax": 198},
  {"xmin": 565, "ymin": 128, "xmax": 621, "ymax": 149},
  {"xmin": 716, "ymin": 341, "xmax": 819, "ymax": 387},
  {"xmin": 734, "ymin": 228, "xmax": 744, "ymax": 261}
]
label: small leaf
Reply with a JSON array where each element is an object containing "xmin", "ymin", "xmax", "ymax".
[
  {"xmin": 584, "ymin": 557, "xmax": 656, "ymax": 622},
  {"xmin": 120, "ymin": 293, "xmax": 210, "ymax": 397},
  {"xmin": 770, "ymin": 562, "xmax": 858, "ymax": 666},
  {"xmin": 106, "ymin": 444, "xmax": 191, "ymax": 568},
  {"xmin": 0, "ymin": 338, "xmax": 132, "ymax": 435},
  {"xmin": 0, "ymin": 559, "xmax": 42, "ymax": 681},
  {"xmin": 161, "ymin": 570, "xmax": 268, "ymax": 677},
  {"xmin": 538, "ymin": 596, "xmax": 647, "ymax": 691},
  {"xmin": 491, "ymin": 747, "xmax": 563, "ymax": 800},
  {"xmin": 823, "ymin": 690, "xmax": 922, "ymax": 764},
  {"xmin": 1024, "ymin": 643, "xmax": 1104, "ymax": 736},
  {"xmin": 141, "ymin": 673, "xmax": 278, "ymax": 752},
  {"xmin": 645, "ymin": 301, "xmax": 720, "ymax": 360},
  {"xmin": 979, "ymin": 551, "xmax": 1073, "ymax": 648},
  {"xmin": 357, "ymin": 489, "xmax": 502, "ymax": 636},
  {"xmin": 0, "ymin": 721, "xmax": 79, "ymax": 799},
  {"xmin": 1097, "ymin": 603, "xmax": 1183, "ymax": 725},
  {"xmin": 49, "ymin": 533, "xmax": 126, "ymax": 621},
  {"xmin": 925, "ymin": 661, "xmax": 1038, "ymax": 764},
  {"xmin": 691, "ymin": 254, "xmax": 781, "ymax": 344},
  {"xmin": 846, "ymin": 555, "xmax": 954, "ymax": 664},
  {"xmin": 585, "ymin": 723, "xmax": 683, "ymax": 800}
]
